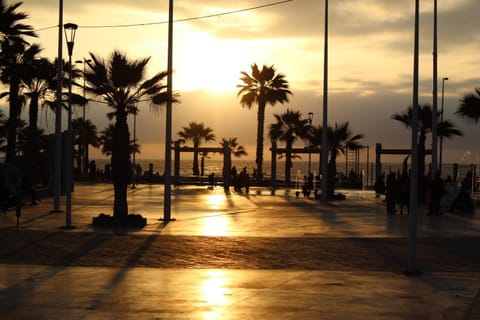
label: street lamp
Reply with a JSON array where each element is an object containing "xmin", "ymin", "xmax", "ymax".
[
  {"xmin": 131, "ymin": 104, "xmax": 138, "ymax": 189},
  {"xmin": 63, "ymin": 22, "xmax": 78, "ymax": 229},
  {"xmin": 320, "ymin": 0, "xmax": 329, "ymax": 202},
  {"xmin": 52, "ymin": 0, "xmax": 64, "ymax": 213},
  {"xmin": 75, "ymin": 58, "xmax": 91, "ymax": 180},
  {"xmin": 439, "ymin": 77, "xmax": 449, "ymax": 172},
  {"xmin": 308, "ymin": 112, "xmax": 313, "ymax": 174}
]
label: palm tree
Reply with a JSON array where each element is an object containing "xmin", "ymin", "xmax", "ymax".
[
  {"xmin": 0, "ymin": 41, "xmax": 40, "ymax": 161},
  {"xmin": 392, "ymin": 104, "xmax": 462, "ymax": 201},
  {"xmin": 269, "ymin": 109, "xmax": 309, "ymax": 183},
  {"xmin": 0, "ymin": 0, "xmax": 36, "ymax": 161},
  {"xmin": 311, "ymin": 122, "xmax": 364, "ymax": 198},
  {"xmin": 177, "ymin": 121, "xmax": 215, "ymax": 176},
  {"xmin": 0, "ymin": 1, "xmax": 36, "ymax": 42},
  {"xmin": 21, "ymin": 57, "xmax": 55, "ymax": 173},
  {"xmin": 237, "ymin": 63, "xmax": 292, "ymax": 183},
  {"xmin": 84, "ymin": 51, "xmax": 170, "ymax": 221},
  {"xmin": 99, "ymin": 124, "xmax": 114, "ymax": 157},
  {"xmin": 220, "ymin": 137, "xmax": 248, "ymax": 158},
  {"xmin": 72, "ymin": 118, "xmax": 99, "ymax": 176},
  {"xmin": 456, "ymin": 88, "xmax": 480, "ymax": 123}
]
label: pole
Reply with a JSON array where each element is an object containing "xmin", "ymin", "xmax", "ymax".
[
  {"xmin": 320, "ymin": 0, "xmax": 329, "ymax": 202},
  {"xmin": 163, "ymin": 0, "xmax": 173, "ymax": 221},
  {"xmin": 408, "ymin": 0, "xmax": 420, "ymax": 274},
  {"xmin": 132, "ymin": 109, "xmax": 137, "ymax": 189},
  {"xmin": 82, "ymin": 59, "xmax": 87, "ymax": 180},
  {"xmin": 431, "ymin": 0, "xmax": 439, "ymax": 176},
  {"xmin": 65, "ymin": 54, "xmax": 74, "ymax": 228},
  {"xmin": 308, "ymin": 112, "xmax": 313, "ymax": 174},
  {"xmin": 63, "ymin": 23, "xmax": 77, "ymax": 229},
  {"xmin": 439, "ymin": 77, "xmax": 448, "ymax": 171},
  {"xmin": 52, "ymin": 0, "xmax": 63, "ymax": 213}
]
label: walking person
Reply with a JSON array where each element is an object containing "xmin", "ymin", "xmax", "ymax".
[
  {"xmin": 429, "ymin": 171, "xmax": 444, "ymax": 216},
  {"xmin": 385, "ymin": 172, "xmax": 398, "ymax": 214}
]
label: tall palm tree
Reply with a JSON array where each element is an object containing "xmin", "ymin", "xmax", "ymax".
[
  {"xmin": 0, "ymin": 0, "xmax": 36, "ymax": 161},
  {"xmin": 456, "ymin": 88, "xmax": 480, "ymax": 123},
  {"xmin": 177, "ymin": 121, "xmax": 215, "ymax": 176},
  {"xmin": 269, "ymin": 109, "xmax": 309, "ymax": 183},
  {"xmin": 311, "ymin": 122, "xmax": 364, "ymax": 198},
  {"xmin": 220, "ymin": 137, "xmax": 248, "ymax": 158},
  {"xmin": 0, "ymin": 0, "xmax": 36, "ymax": 42},
  {"xmin": 237, "ymin": 63, "xmax": 292, "ymax": 183},
  {"xmin": 392, "ymin": 104, "xmax": 462, "ymax": 201},
  {"xmin": 84, "ymin": 51, "xmax": 170, "ymax": 220},
  {"xmin": 0, "ymin": 41, "xmax": 40, "ymax": 161}
]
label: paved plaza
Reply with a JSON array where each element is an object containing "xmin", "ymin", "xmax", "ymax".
[{"xmin": 0, "ymin": 183, "xmax": 479, "ymax": 319}]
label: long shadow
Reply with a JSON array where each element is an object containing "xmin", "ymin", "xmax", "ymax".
[
  {"xmin": 0, "ymin": 230, "xmax": 114, "ymax": 318},
  {"xmin": 75, "ymin": 222, "xmax": 168, "ymax": 320}
]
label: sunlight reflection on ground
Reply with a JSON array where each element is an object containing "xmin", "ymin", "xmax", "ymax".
[{"xmin": 201, "ymin": 270, "xmax": 230, "ymax": 319}]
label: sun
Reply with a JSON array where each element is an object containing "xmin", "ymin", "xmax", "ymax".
[{"xmin": 174, "ymin": 32, "xmax": 254, "ymax": 93}]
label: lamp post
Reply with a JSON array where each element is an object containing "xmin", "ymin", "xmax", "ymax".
[
  {"xmin": 320, "ymin": 0, "xmax": 329, "ymax": 202},
  {"xmin": 431, "ymin": 0, "xmax": 439, "ymax": 176},
  {"xmin": 52, "ymin": 0, "xmax": 63, "ymax": 213},
  {"xmin": 63, "ymin": 22, "xmax": 78, "ymax": 229},
  {"xmin": 131, "ymin": 104, "xmax": 138, "ymax": 189},
  {"xmin": 439, "ymin": 77, "xmax": 449, "ymax": 172},
  {"xmin": 163, "ymin": 0, "xmax": 174, "ymax": 221},
  {"xmin": 75, "ymin": 58, "xmax": 91, "ymax": 180},
  {"xmin": 308, "ymin": 112, "xmax": 313, "ymax": 174}
]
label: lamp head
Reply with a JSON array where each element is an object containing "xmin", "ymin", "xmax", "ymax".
[{"xmin": 64, "ymin": 23, "xmax": 78, "ymax": 56}]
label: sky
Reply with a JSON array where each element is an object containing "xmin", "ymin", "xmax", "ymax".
[{"xmin": 1, "ymin": 0, "xmax": 480, "ymax": 166}]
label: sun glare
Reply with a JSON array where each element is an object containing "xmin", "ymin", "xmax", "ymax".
[{"xmin": 175, "ymin": 32, "xmax": 254, "ymax": 93}]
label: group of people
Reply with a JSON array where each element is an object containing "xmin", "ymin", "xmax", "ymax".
[
  {"xmin": 230, "ymin": 166, "xmax": 250, "ymax": 193},
  {"xmin": 375, "ymin": 167, "xmax": 476, "ymax": 216}
]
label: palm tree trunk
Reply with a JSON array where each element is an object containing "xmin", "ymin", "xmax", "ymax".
[
  {"xmin": 6, "ymin": 77, "xmax": 21, "ymax": 162},
  {"xmin": 111, "ymin": 112, "xmax": 131, "ymax": 219},
  {"xmin": 193, "ymin": 144, "xmax": 199, "ymax": 176},
  {"xmin": 327, "ymin": 149, "xmax": 337, "ymax": 198},
  {"xmin": 418, "ymin": 130, "xmax": 426, "ymax": 203},
  {"xmin": 256, "ymin": 102, "xmax": 266, "ymax": 183},
  {"xmin": 285, "ymin": 141, "xmax": 292, "ymax": 183}
]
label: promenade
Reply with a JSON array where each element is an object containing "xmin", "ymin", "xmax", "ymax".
[{"xmin": 0, "ymin": 183, "xmax": 479, "ymax": 319}]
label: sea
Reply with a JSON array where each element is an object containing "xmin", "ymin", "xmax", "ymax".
[{"xmin": 93, "ymin": 158, "xmax": 478, "ymax": 187}]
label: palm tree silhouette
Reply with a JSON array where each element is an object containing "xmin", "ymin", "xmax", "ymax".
[
  {"xmin": 84, "ymin": 51, "xmax": 170, "ymax": 220},
  {"xmin": 0, "ymin": 0, "xmax": 36, "ymax": 161},
  {"xmin": 177, "ymin": 121, "xmax": 215, "ymax": 176},
  {"xmin": 456, "ymin": 88, "xmax": 480, "ymax": 123},
  {"xmin": 311, "ymin": 122, "xmax": 364, "ymax": 198},
  {"xmin": 269, "ymin": 109, "xmax": 309, "ymax": 183},
  {"xmin": 220, "ymin": 137, "xmax": 248, "ymax": 158},
  {"xmin": 237, "ymin": 63, "xmax": 291, "ymax": 183},
  {"xmin": 72, "ymin": 118, "xmax": 99, "ymax": 175},
  {"xmin": 392, "ymin": 104, "xmax": 462, "ymax": 201}
]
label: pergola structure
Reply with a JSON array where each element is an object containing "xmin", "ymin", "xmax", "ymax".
[
  {"xmin": 375, "ymin": 143, "xmax": 431, "ymax": 181},
  {"xmin": 172, "ymin": 141, "xmax": 231, "ymax": 187}
]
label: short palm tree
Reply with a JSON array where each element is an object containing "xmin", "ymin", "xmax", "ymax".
[
  {"xmin": 72, "ymin": 118, "xmax": 99, "ymax": 175},
  {"xmin": 311, "ymin": 122, "xmax": 364, "ymax": 198},
  {"xmin": 84, "ymin": 51, "xmax": 170, "ymax": 220},
  {"xmin": 269, "ymin": 109, "xmax": 309, "ymax": 183},
  {"xmin": 220, "ymin": 137, "xmax": 248, "ymax": 158},
  {"xmin": 392, "ymin": 104, "xmax": 462, "ymax": 201},
  {"xmin": 237, "ymin": 63, "xmax": 292, "ymax": 183},
  {"xmin": 456, "ymin": 88, "xmax": 480, "ymax": 123},
  {"xmin": 178, "ymin": 121, "xmax": 215, "ymax": 176}
]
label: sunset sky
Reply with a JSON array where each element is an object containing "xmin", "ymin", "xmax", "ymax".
[{"xmin": 2, "ymin": 0, "xmax": 480, "ymax": 164}]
